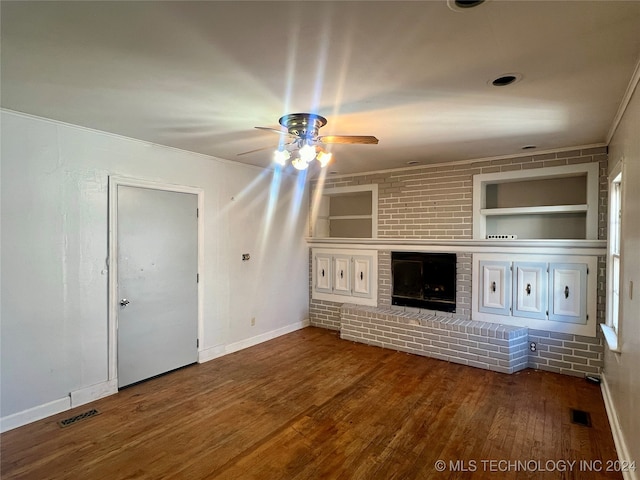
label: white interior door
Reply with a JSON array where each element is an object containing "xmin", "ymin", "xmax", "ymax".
[{"xmin": 117, "ymin": 186, "xmax": 198, "ymax": 388}]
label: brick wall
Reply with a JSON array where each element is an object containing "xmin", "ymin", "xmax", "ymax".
[
  {"xmin": 308, "ymin": 146, "xmax": 608, "ymax": 376},
  {"xmin": 341, "ymin": 304, "xmax": 530, "ymax": 374},
  {"xmin": 527, "ymin": 330, "xmax": 604, "ymax": 377},
  {"xmin": 312, "ymin": 146, "xmax": 608, "ymax": 240}
]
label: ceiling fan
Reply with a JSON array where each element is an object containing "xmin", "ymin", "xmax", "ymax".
[{"xmin": 240, "ymin": 113, "xmax": 378, "ymax": 170}]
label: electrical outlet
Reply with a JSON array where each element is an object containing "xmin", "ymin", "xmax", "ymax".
[
  {"xmin": 529, "ymin": 342, "xmax": 537, "ymax": 352},
  {"xmin": 251, "ymin": 317, "xmax": 256, "ymax": 326}
]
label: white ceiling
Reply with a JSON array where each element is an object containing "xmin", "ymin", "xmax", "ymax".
[{"xmin": 2, "ymin": 1, "xmax": 640, "ymax": 175}]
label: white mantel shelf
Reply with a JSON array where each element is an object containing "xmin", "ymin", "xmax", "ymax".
[{"xmin": 306, "ymin": 237, "xmax": 607, "ymax": 255}]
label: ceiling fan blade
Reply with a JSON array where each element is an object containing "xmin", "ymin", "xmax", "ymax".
[
  {"xmin": 317, "ymin": 135, "xmax": 379, "ymax": 145},
  {"xmin": 255, "ymin": 126, "xmax": 297, "ymax": 139},
  {"xmin": 237, "ymin": 145, "xmax": 274, "ymax": 156},
  {"xmin": 238, "ymin": 138, "xmax": 298, "ymax": 156}
]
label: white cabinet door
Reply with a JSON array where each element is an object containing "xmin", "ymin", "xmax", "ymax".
[
  {"xmin": 311, "ymin": 248, "xmax": 378, "ymax": 307},
  {"xmin": 352, "ymin": 256, "xmax": 372, "ymax": 298},
  {"xmin": 479, "ymin": 261, "xmax": 511, "ymax": 316},
  {"xmin": 512, "ymin": 262, "xmax": 547, "ymax": 320},
  {"xmin": 333, "ymin": 255, "xmax": 351, "ymax": 295},
  {"xmin": 315, "ymin": 254, "xmax": 332, "ymax": 293},
  {"xmin": 548, "ymin": 263, "xmax": 588, "ymax": 324}
]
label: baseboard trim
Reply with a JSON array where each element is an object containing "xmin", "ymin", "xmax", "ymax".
[
  {"xmin": 199, "ymin": 319, "xmax": 310, "ymax": 364},
  {"xmin": 198, "ymin": 344, "xmax": 227, "ymax": 363},
  {"xmin": 70, "ymin": 379, "xmax": 118, "ymax": 408},
  {"xmin": 2, "ymin": 321, "xmax": 311, "ymax": 433},
  {"xmin": 601, "ymin": 372, "xmax": 637, "ymax": 480},
  {"xmin": 1, "ymin": 397, "xmax": 70, "ymax": 433}
]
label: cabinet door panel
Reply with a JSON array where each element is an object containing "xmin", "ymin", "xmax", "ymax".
[
  {"xmin": 513, "ymin": 262, "xmax": 547, "ymax": 320},
  {"xmin": 352, "ymin": 256, "xmax": 372, "ymax": 298},
  {"xmin": 548, "ymin": 263, "xmax": 587, "ymax": 324},
  {"xmin": 315, "ymin": 255, "xmax": 332, "ymax": 293},
  {"xmin": 333, "ymin": 256, "xmax": 351, "ymax": 294},
  {"xmin": 479, "ymin": 261, "xmax": 511, "ymax": 316}
]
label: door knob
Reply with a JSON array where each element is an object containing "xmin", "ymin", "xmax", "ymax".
[{"xmin": 120, "ymin": 298, "xmax": 130, "ymax": 307}]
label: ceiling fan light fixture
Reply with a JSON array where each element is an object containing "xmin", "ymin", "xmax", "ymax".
[
  {"xmin": 273, "ymin": 149, "xmax": 290, "ymax": 165},
  {"xmin": 254, "ymin": 113, "xmax": 377, "ymax": 172},
  {"xmin": 279, "ymin": 113, "xmax": 327, "ymax": 138},
  {"xmin": 299, "ymin": 143, "xmax": 317, "ymax": 163},
  {"xmin": 291, "ymin": 157, "xmax": 309, "ymax": 171},
  {"xmin": 317, "ymin": 151, "xmax": 333, "ymax": 167}
]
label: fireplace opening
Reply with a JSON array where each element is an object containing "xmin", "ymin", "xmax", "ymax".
[{"xmin": 392, "ymin": 252, "xmax": 456, "ymax": 312}]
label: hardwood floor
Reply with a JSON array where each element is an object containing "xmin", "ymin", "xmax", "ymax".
[{"xmin": 1, "ymin": 327, "xmax": 622, "ymax": 479}]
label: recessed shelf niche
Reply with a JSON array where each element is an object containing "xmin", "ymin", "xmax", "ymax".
[
  {"xmin": 473, "ymin": 163, "xmax": 599, "ymax": 240},
  {"xmin": 312, "ymin": 185, "xmax": 378, "ymax": 238}
]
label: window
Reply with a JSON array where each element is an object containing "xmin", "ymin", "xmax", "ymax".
[
  {"xmin": 602, "ymin": 164, "xmax": 623, "ymax": 352},
  {"xmin": 609, "ymin": 174, "xmax": 622, "ymax": 332}
]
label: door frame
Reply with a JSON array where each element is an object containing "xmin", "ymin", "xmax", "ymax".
[{"xmin": 108, "ymin": 176, "xmax": 204, "ymax": 383}]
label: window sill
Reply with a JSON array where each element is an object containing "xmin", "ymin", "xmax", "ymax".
[{"xmin": 600, "ymin": 324, "xmax": 621, "ymax": 353}]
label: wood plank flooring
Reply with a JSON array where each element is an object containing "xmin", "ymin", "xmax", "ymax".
[{"xmin": 1, "ymin": 327, "xmax": 622, "ymax": 479}]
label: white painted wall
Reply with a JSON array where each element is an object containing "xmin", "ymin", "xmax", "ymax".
[
  {"xmin": 604, "ymin": 81, "xmax": 640, "ymax": 472},
  {"xmin": 0, "ymin": 110, "xmax": 310, "ymax": 423}
]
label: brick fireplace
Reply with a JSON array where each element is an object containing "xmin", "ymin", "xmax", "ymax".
[
  {"xmin": 391, "ymin": 252, "xmax": 457, "ymax": 313},
  {"xmin": 308, "ymin": 146, "xmax": 607, "ymax": 377}
]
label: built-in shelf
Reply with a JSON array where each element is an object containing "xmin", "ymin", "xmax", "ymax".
[
  {"xmin": 480, "ymin": 204, "xmax": 588, "ymax": 216},
  {"xmin": 306, "ymin": 237, "xmax": 606, "ymax": 256},
  {"xmin": 312, "ymin": 185, "xmax": 378, "ymax": 239},
  {"xmin": 328, "ymin": 214, "xmax": 372, "ymax": 220},
  {"xmin": 473, "ymin": 163, "xmax": 599, "ymax": 240}
]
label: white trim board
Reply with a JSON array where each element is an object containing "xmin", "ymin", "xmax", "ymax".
[
  {"xmin": 108, "ymin": 175, "xmax": 205, "ymax": 383},
  {"xmin": 1, "ymin": 321, "xmax": 310, "ymax": 432},
  {"xmin": 305, "ymin": 239, "xmax": 606, "ymax": 256},
  {"xmin": 0, "ymin": 397, "xmax": 70, "ymax": 433},
  {"xmin": 198, "ymin": 319, "xmax": 310, "ymax": 363},
  {"xmin": 607, "ymin": 56, "xmax": 640, "ymax": 145},
  {"xmin": 601, "ymin": 373, "xmax": 638, "ymax": 480},
  {"xmin": 70, "ymin": 379, "xmax": 118, "ymax": 408},
  {"xmin": 1, "ymin": 379, "xmax": 119, "ymax": 432}
]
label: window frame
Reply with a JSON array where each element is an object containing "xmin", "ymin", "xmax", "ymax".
[{"xmin": 602, "ymin": 161, "xmax": 624, "ymax": 352}]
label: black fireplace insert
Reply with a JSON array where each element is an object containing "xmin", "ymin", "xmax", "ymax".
[{"xmin": 391, "ymin": 252, "xmax": 456, "ymax": 312}]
